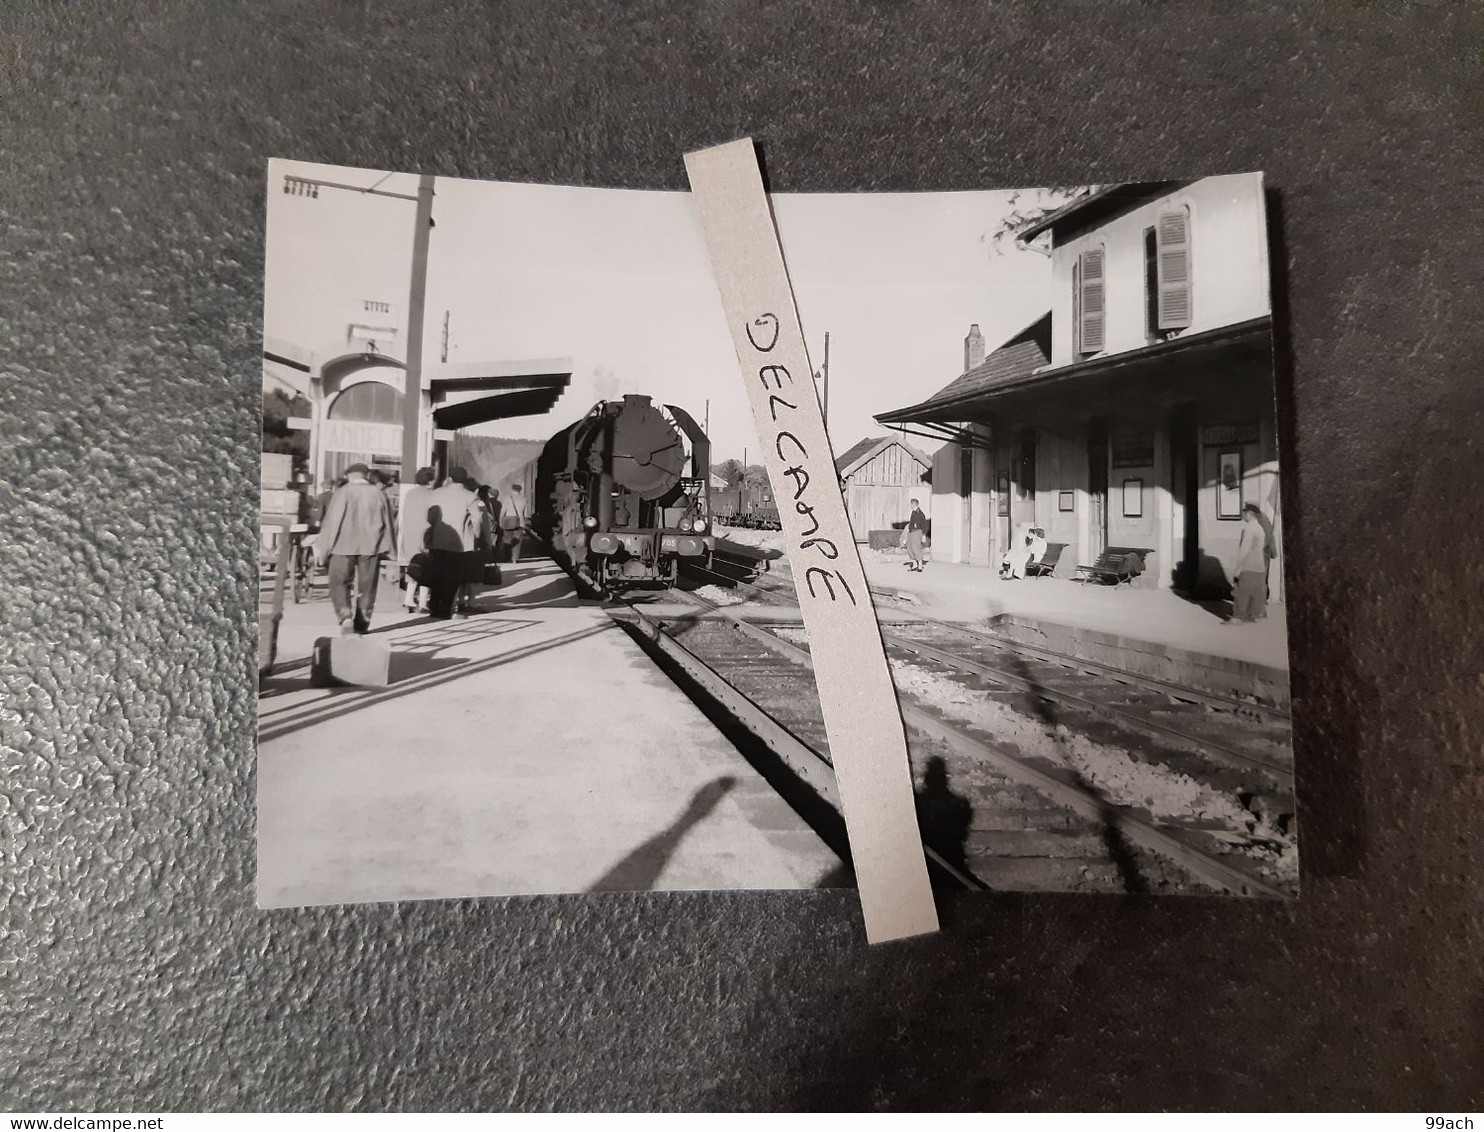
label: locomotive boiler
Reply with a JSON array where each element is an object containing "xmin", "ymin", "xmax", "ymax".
[{"xmin": 531, "ymin": 395, "xmax": 713, "ymax": 593}]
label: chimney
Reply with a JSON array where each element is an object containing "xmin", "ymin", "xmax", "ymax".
[{"xmin": 964, "ymin": 323, "xmax": 986, "ymax": 372}]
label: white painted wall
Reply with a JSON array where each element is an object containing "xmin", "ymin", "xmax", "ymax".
[
  {"xmin": 926, "ymin": 425, "xmax": 995, "ymax": 564},
  {"xmin": 930, "ymin": 442, "xmax": 963, "ymax": 563},
  {"xmin": 1048, "ymin": 173, "xmax": 1270, "ymax": 367}
]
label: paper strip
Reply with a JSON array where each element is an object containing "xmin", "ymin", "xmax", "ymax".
[{"xmin": 684, "ymin": 138, "xmax": 939, "ymax": 943}]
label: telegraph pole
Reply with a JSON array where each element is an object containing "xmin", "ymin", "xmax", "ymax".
[{"xmin": 401, "ymin": 173, "xmax": 436, "ymax": 490}]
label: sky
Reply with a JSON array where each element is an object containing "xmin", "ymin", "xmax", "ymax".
[{"xmin": 262, "ymin": 159, "xmax": 1072, "ymax": 466}]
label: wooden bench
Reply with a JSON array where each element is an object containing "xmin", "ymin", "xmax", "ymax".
[
  {"xmin": 1076, "ymin": 546, "xmax": 1151, "ymax": 586},
  {"xmin": 1025, "ymin": 541, "xmax": 1066, "ymax": 578}
]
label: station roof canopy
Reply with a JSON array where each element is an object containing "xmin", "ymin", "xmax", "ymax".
[
  {"xmin": 876, "ymin": 314, "xmax": 1052, "ymax": 434},
  {"xmin": 428, "ymin": 359, "xmax": 572, "ymax": 431},
  {"xmin": 262, "ymin": 338, "xmax": 573, "ymax": 431},
  {"xmin": 875, "ymin": 314, "xmax": 1273, "ymax": 441}
]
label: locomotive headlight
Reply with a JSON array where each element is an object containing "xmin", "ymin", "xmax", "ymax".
[
  {"xmin": 583, "ymin": 516, "xmax": 599, "ymax": 530},
  {"xmin": 692, "ymin": 518, "xmax": 708, "ymax": 533}
]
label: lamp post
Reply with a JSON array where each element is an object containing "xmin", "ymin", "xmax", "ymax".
[
  {"xmin": 401, "ymin": 174, "xmax": 436, "ymax": 487},
  {"xmin": 814, "ymin": 331, "xmax": 830, "ymax": 436}
]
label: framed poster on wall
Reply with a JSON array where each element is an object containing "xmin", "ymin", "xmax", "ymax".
[
  {"xmin": 1121, "ymin": 478, "xmax": 1143, "ymax": 518},
  {"xmin": 1058, "ymin": 491, "xmax": 1075, "ymax": 512},
  {"xmin": 1218, "ymin": 450, "xmax": 1243, "ymax": 518},
  {"xmin": 996, "ymin": 472, "xmax": 1009, "ymax": 517}
]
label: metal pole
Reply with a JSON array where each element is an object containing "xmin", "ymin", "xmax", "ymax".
[
  {"xmin": 822, "ymin": 331, "xmax": 830, "ymax": 434},
  {"xmin": 401, "ymin": 173, "xmax": 436, "ymax": 490}
]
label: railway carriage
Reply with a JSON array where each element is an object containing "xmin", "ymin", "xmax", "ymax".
[
  {"xmin": 528, "ymin": 395, "xmax": 713, "ymax": 593},
  {"xmin": 712, "ymin": 483, "xmax": 781, "ymax": 530}
]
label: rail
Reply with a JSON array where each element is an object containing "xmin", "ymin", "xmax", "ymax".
[
  {"xmin": 674, "ymin": 551, "xmax": 1296, "ymax": 898},
  {"xmin": 690, "ymin": 548, "xmax": 1296, "ymax": 792}
]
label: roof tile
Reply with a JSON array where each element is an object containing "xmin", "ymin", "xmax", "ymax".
[{"xmin": 913, "ymin": 313, "xmax": 1052, "ymax": 412}]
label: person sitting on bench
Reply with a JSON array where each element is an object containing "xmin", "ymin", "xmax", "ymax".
[{"xmin": 1000, "ymin": 523, "xmax": 1045, "ymax": 580}]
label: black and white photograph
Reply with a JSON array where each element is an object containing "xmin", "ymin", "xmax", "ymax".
[{"xmin": 258, "ymin": 163, "xmax": 1297, "ymax": 907}]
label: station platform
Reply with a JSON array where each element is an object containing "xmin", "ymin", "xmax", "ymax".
[
  {"xmin": 256, "ymin": 560, "xmax": 842, "ymax": 908},
  {"xmin": 861, "ymin": 555, "xmax": 1291, "ymax": 707},
  {"xmin": 715, "ymin": 531, "xmax": 1289, "ymax": 668}
]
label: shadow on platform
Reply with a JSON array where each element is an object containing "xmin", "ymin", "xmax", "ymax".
[
  {"xmin": 470, "ymin": 574, "xmax": 584, "ymax": 612},
  {"xmin": 586, "ymin": 776, "xmax": 737, "ymax": 893},
  {"xmin": 259, "ymin": 621, "xmax": 616, "ymax": 744}
]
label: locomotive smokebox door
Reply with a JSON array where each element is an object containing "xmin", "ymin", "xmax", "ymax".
[{"xmin": 609, "ymin": 395, "xmax": 688, "ymax": 500}]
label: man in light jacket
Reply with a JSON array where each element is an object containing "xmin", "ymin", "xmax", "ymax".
[
  {"xmin": 1227, "ymin": 504, "xmax": 1269, "ymax": 624},
  {"xmin": 317, "ymin": 463, "xmax": 396, "ymax": 635},
  {"xmin": 501, "ymin": 483, "xmax": 527, "ymax": 565}
]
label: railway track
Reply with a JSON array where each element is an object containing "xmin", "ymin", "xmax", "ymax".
[
  {"xmin": 571, "ymin": 550, "xmax": 1297, "ymax": 898},
  {"xmin": 692, "ymin": 547, "xmax": 1294, "ymax": 789},
  {"xmin": 671, "ymin": 546, "xmax": 1298, "ymax": 897}
]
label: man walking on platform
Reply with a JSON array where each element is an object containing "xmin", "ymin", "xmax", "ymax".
[
  {"xmin": 501, "ymin": 483, "xmax": 527, "ymax": 565},
  {"xmin": 316, "ymin": 463, "xmax": 396, "ymax": 635},
  {"xmin": 488, "ymin": 487, "xmax": 503, "ymax": 533},
  {"xmin": 426, "ymin": 465, "xmax": 484, "ymax": 618}
]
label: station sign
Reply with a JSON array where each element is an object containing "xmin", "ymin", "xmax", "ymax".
[
  {"xmin": 1112, "ymin": 427, "xmax": 1155, "ymax": 468},
  {"xmin": 1201, "ymin": 420, "xmax": 1260, "ymax": 447},
  {"xmin": 322, "ymin": 419, "xmax": 402, "ymax": 455}
]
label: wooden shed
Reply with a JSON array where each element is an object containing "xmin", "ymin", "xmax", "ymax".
[{"xmin": 835, "ymin": 436, "xmax": 932, "ymax": 541}]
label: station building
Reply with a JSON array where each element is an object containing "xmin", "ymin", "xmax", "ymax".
[
  {"xmin": 263, "ymin": 296, "xmax": 571, "ymax": 490},
  {"xmin": 876, "ymin": 174, "xmax": 1282, "ymax": 600}
]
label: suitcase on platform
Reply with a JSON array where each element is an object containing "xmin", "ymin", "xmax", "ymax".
[{"xmin": 310, "ymin": 635, "xmax": 391, "ymax": 688}]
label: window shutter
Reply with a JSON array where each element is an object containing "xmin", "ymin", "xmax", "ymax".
[
  {"xmin": 1156, "ymin": 208, "xmax": 1192, "ymax": 330},
  {"xmin": 1078, "ymin": 248, "xmax": 1105, "ymax": 354}
]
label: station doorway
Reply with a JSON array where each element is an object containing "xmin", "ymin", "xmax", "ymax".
[
  {"xmin": 1016, "ymin": 427, "xmax": 1038, "ymax": 526},
  {"xmin": 1170, "ymin": 403, "xmax": 1201, "ymax": 593},
  {"xmin": 1086, "ymin": 417, "xmax": 1109, "ymax": 560}
]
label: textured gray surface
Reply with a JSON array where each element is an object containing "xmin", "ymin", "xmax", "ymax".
[{"xmin": 3, "ymin": 0, "xmax": 1482, "ymax": 1112}]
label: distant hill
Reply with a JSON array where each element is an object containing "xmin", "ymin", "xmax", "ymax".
[{"xmin": 449, "ymin": 435, "xmax": 547, "ymax": 488}]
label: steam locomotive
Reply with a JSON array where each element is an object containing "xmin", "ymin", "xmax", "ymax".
[{"xmin": 529, "ymin": 395, "xmax": 713, "ymax": 593}]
